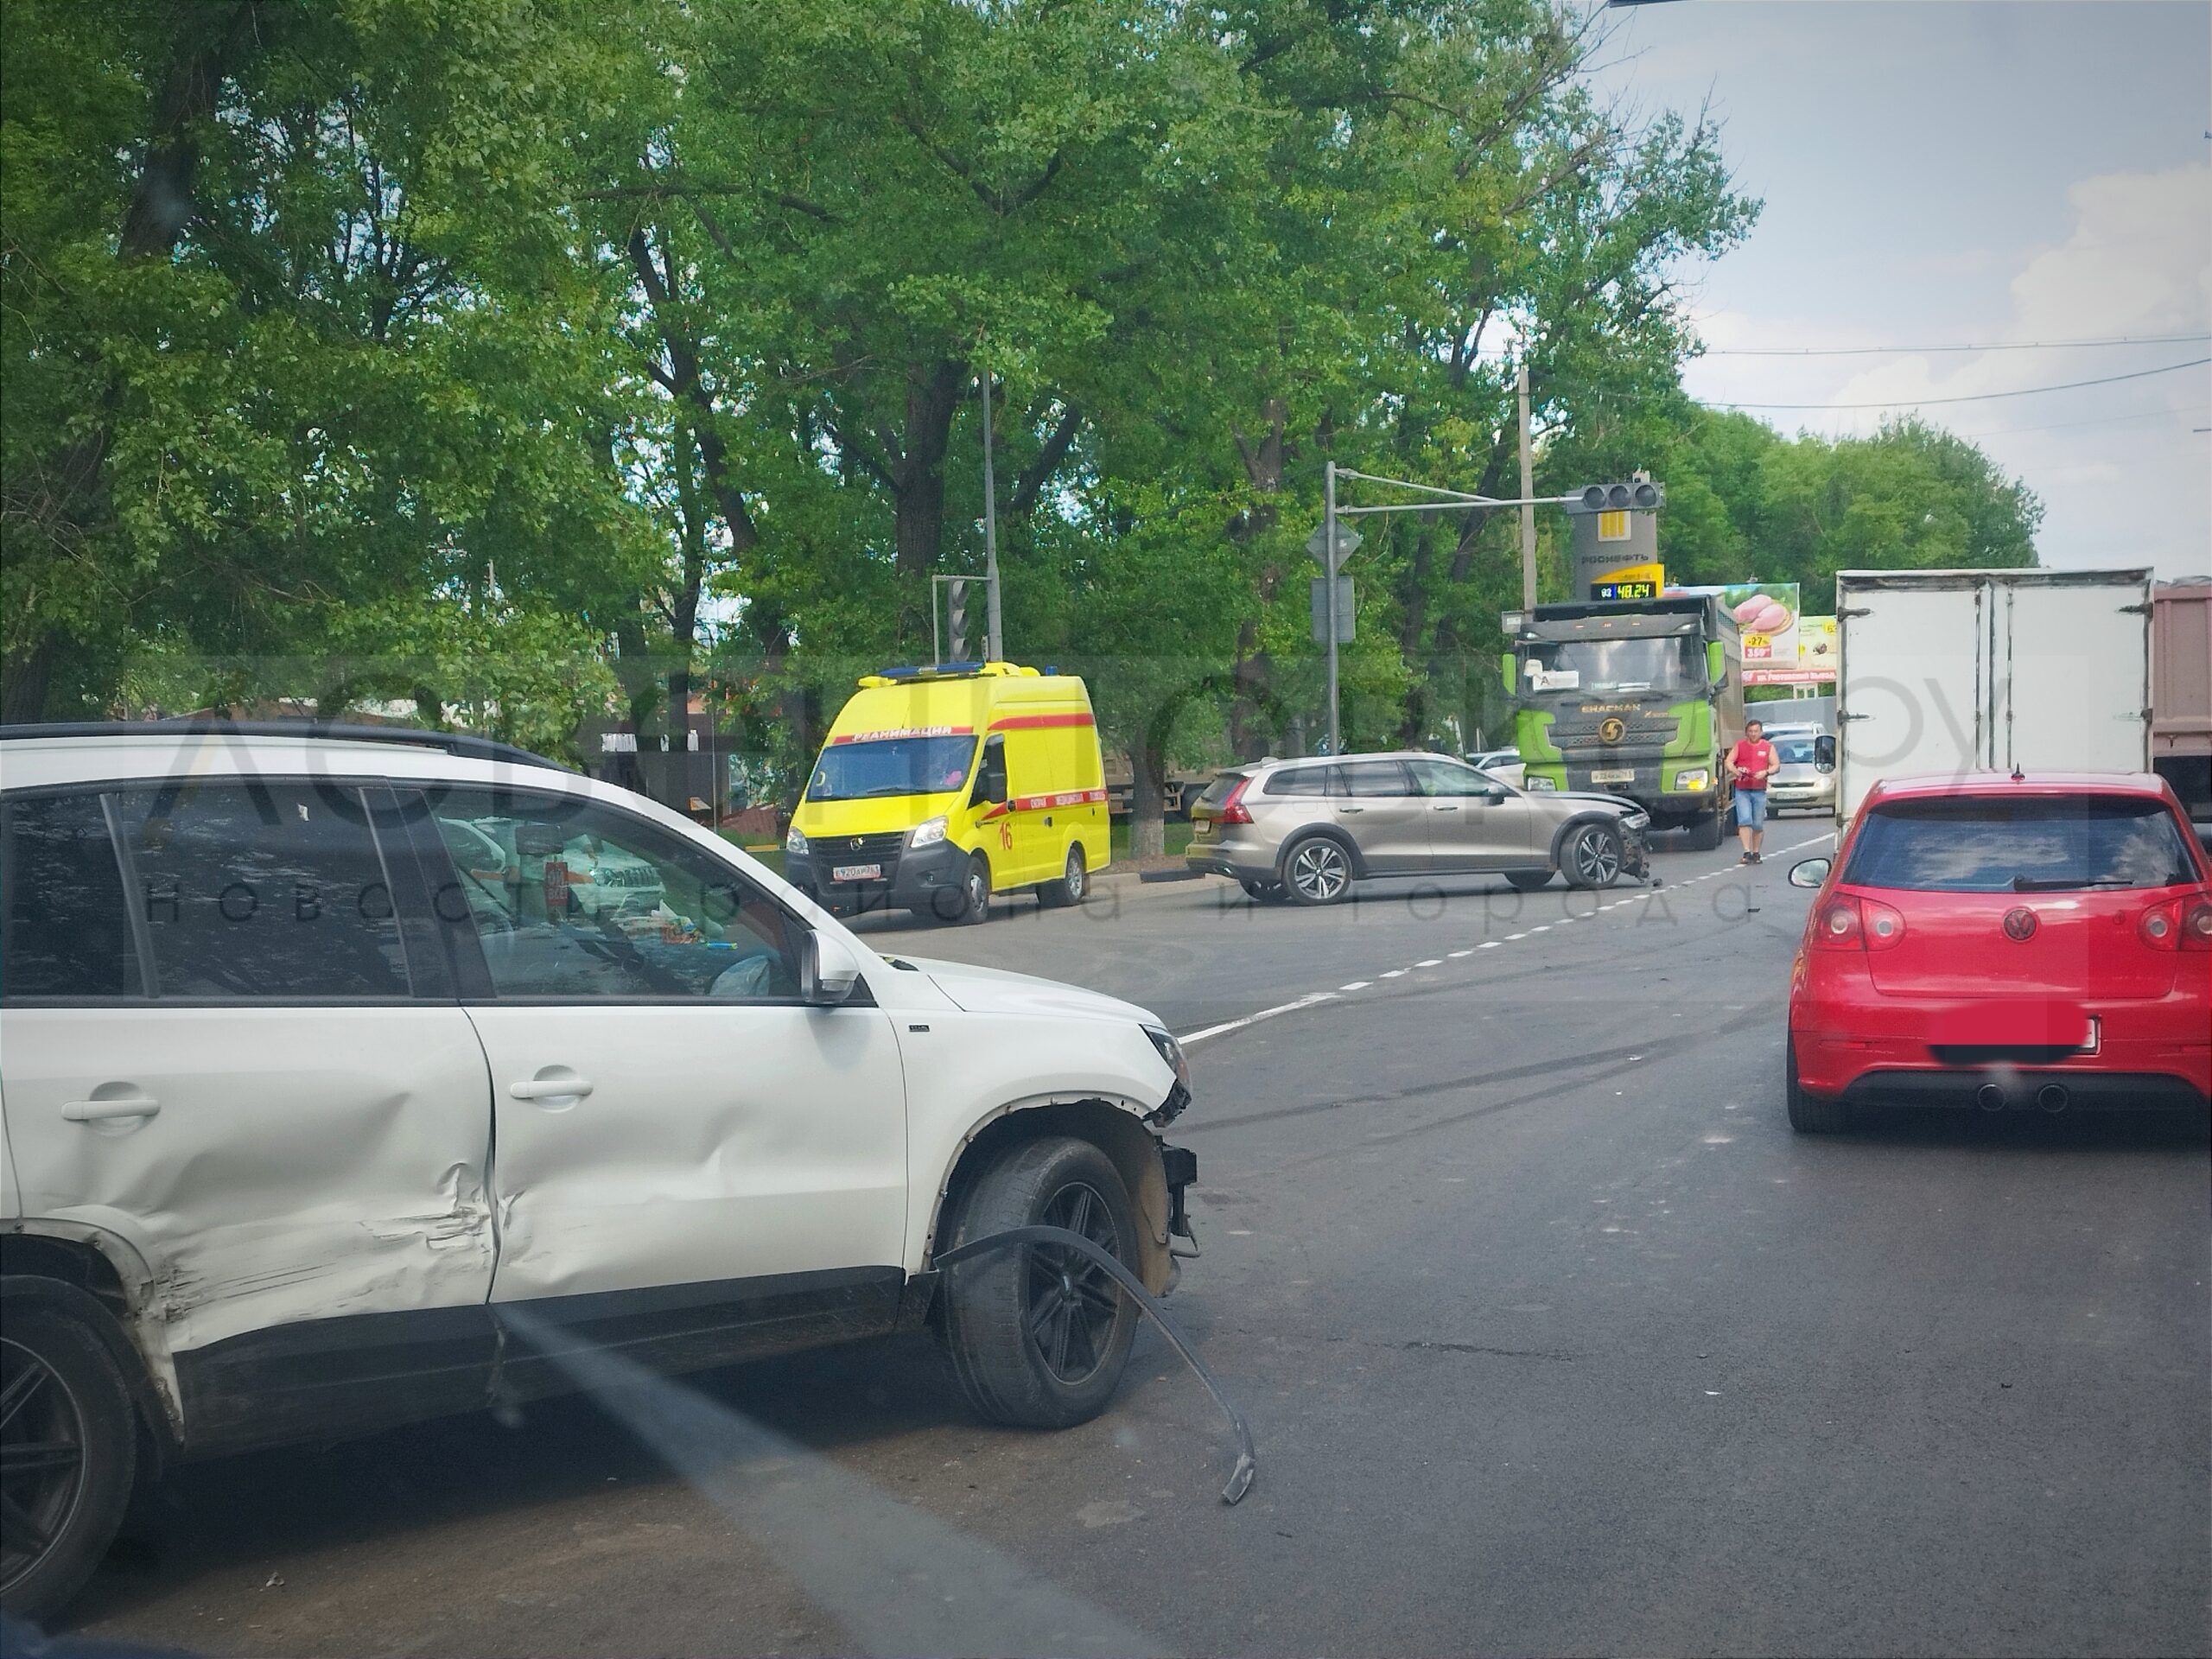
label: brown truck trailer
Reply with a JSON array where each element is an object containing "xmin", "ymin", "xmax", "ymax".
[{"xmin": 2152, "ymin": 576, "xmax": 2212, "ymax": 844}]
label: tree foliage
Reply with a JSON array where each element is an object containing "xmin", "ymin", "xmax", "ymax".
[{"xmin": 1, "ymin": 0, "xmax": 2043, "ymax": 830}]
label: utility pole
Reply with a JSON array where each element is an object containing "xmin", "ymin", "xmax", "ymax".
[
  {"xmin": 1517, "ymin": 358, "xmax": 1537, "ymax": 612},
  {"xmin": 981, "ymin": 372, "xmax": 1003, "ymax": 661},
  {"xmin": 1325, "ymin": 460, "xmax": 1341, "ymax": 755}
]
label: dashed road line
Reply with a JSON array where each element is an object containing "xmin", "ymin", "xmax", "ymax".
[{"xmin": 1179, "ymin": 834, "xmax": 1840, "ymax": 1047}]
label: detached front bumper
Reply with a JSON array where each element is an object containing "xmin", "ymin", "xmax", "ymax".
[{"xmin": 789, "ymin": 836, "xmax": 970, "ymax": 916}]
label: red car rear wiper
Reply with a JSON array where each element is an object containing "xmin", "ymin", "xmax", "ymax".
[{"xmin": 2011, "ymin": 874, "xmax": 2135, "ymax": 891}]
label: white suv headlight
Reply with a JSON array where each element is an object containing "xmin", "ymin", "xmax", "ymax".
[
  {"xmin": 785, "ymin": 823, "xmax": 808, "ymax": 855},
  {"xmin": 1623, "ymin": 810, "xmax": 1649, "ymax": 830},
  {"xmin": 909, "ymin": 815, "xmax": 949, "ymax": 848}
]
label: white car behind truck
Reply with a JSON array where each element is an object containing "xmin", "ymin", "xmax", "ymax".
[{"xmin": 1834, "ymin": 567, "xmax": 2154, "ymax": 823}]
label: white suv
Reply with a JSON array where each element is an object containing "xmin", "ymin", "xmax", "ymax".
[{"xmin": 0, "ymin": 722, "xmax": 1196, "ymax": 1621}]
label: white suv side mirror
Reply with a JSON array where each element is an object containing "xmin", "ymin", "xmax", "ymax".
[{"xmin": 801, "ymin": 928, "xmax": 865, "ymax": 1005}]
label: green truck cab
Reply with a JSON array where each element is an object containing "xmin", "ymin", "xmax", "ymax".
[{"xmin": 1503, "ymin": 594, "xmax": 1745, "ymax": 851}]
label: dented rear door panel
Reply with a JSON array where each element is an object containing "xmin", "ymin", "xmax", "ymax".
[{"xmin": 1, "ymin": 1004, "xmax": 499, "ymax": 1450}]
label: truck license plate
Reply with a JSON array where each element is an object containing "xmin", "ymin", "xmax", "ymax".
[
  {"xmin": 831, "ymin": 863, "xmax": 882, "ymax": 882},
  {"xmin": 1589, "ymin": 768, "xmax": 1635, "ymax": 785}
]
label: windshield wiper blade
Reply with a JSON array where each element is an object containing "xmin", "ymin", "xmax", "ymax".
[{"xmin": 2011, "ymin": 875, "xmax": 2134, "ymax": 891}]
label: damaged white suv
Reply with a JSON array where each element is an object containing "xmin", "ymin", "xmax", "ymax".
[{"xmin": 0, "ymin": 722, "xmax": 1196, "ymax": 1621}]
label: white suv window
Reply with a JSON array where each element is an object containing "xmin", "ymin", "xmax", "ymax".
[
  {"xmin": 423, "ymin": 787, "xmax": 801, "ymax": 1001},
  {"xmin": 112, "ymin": 782, "xmax": 411, "ymax": 1000},
  {"xmin": 2, "ymin": 791, "xmax": 143, "ymax": 1000}
]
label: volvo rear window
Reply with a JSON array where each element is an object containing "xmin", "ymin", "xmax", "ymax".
[{"xmin": 1843, "ymin": 796, "xmax": 2200, "ymax": 893}]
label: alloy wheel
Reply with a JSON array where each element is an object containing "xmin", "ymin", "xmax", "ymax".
[
  {"xmin": 1026, "ymin": 1183, "xmax": 1124, "ymax": 1384},
  {"xmin": 1289, "ymin": 841, "xmax": 1349, "ymax": 902},
  {"xmin": 1065, "ymin": 849, "xmax": 1085, "ymax": 902},
  {"xmin": 0, "ymin": 1336, "xmax": 90, "ymax": 1599},
  {"xmin": 1572, "ymin": 827, "xmax": 1621, "ymax": 887}
]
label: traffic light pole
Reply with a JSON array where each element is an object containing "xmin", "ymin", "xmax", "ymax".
[
  {"xmin": 1517, "ymin": 361, "xmax": 1537, "ymax": 613},
  {"xmin": 981, "ymin": 373, "xmax": 1002, "ymax": 662},
  {"xmin": 1325, "ymin": 461, "xmax": 1340, "ymax": 755}
]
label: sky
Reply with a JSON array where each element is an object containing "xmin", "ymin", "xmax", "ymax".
[{"xmin": 1585, "ymin": 0, "xmax": 2211, "ymax": 578}]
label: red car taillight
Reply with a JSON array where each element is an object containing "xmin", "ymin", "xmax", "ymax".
[
  {"xmin": 1808, "ymin": 894, "xmax": 1905, "ymax": 952},
  {"xmin": 2139, "ymin": 896, "xmax": 2212, "ymax": 951},
  {"xmin": 1217, "ymin": 778, "xmax": 1254, "ymax": 826}
]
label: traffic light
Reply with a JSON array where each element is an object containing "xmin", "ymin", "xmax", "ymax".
[
  {"xmin": 945, "ymin": 578, "xmax": 969, "ymax": 660},
  {"xmin": 1573, "ymin": 479, "xmax": 1664, "ymax": 512}
]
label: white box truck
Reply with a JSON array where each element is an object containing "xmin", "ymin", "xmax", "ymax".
[{"xmin": 1834, "ymin": 567, "xmax": 2153, "ymax": 823}]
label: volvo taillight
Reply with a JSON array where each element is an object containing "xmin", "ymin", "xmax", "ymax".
[{"xmin": 1217, "ymin": 778, "xmax": 1255, "ymax": 826}]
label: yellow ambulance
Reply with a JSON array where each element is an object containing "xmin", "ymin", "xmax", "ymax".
[{"xmin": 785, "ymin": 663, "xmax": 1109, "ymax": 923}]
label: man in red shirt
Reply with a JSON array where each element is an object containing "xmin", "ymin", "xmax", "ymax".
[{"xmin": 1728, "ymin": 717, "xmax": 1778, "ymax": 864}]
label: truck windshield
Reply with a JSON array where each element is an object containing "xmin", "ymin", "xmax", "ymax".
[
  {"xmin": 807, "ymin": 735, "xmax": 977, "ymax": 802},
  {"xmin": 1522, "ymin": 636, "xmax": 1697, "ymax": 694}
]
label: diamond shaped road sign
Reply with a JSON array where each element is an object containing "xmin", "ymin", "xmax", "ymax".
[{"xmin": 1306, "ymin": 522, "xmax": 1363, "ymax": 566}]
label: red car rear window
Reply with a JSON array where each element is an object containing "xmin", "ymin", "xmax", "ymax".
[{"xmin": 1843, "ymin": 796, "xmax": 2199, "ymax": 893}]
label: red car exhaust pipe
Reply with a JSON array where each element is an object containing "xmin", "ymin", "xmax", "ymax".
[
  {"xmin": 1975, "ymin": 1083, "xmax": 2007, "ymax": 1113},
  {"xmin": 2037, "ymin": 1084, "xmax": 2069, "ymax": 1115}
]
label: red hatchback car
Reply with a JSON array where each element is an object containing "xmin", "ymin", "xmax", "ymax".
[{"xmin": 1785, "ymin": 772, "xmax": 2212, "ymax": 1132}]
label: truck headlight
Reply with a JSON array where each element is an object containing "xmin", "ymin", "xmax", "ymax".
[
  {"xmin": 1672, "ymin": 768, "xmax": 1710, "ymax": 792},
  {"xmin": 1526, "ymin": 774, "xmax": 1557, "ymax": 791},
  {"xmin": 910, "ymin": 815, "xmax": 949, "ymax": 849},
  {"xmin": 785, "ymin": 823, "xmax": 808, "ymax": 855}
]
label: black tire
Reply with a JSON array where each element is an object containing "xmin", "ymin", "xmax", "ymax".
[
  {"xmin": 1561, "ymin": 821, "xmax": 1625, "ymax": 889},
  {"xmin": 0, "ymin": 1306, "xmax": 137, "ymax": 1624},
  {"xmin": 938, "ymin": 1136, "xmax": 1141, "ymax": 1429},
  {"xmin": 1037, "ymin": 845, "xmax": 1086, "ymax": 909},
  {"xmin": 1504, "ymin": 870, "xmax": 1551, "ymax": 893},
  {"xmin": 1239, "ymin": 878, "xmax": 1287, "ymax": 904},
  {"xmin": 1786, "ymin": 1038, "xmax": 1853, "ymax": 1134},
  {"xmin": 931, "ymin": 854, "xmax": 991, "ymax": 925},
  {"xmin": 1687, "ymin": 810, "xmax": 1725, "ymax": 852},
  {"xmin": 1281, "ymin": 835, "xmax": 1354, "ymax": 905}
]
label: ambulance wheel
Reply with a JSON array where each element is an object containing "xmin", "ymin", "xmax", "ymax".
[
  {"xmin": 948, "ymin": 854, "xmax": 991, "ymax": 925},
  {"xmin": 1038, "ymin": 846, "xmax": 1086, "ymax": 909}
]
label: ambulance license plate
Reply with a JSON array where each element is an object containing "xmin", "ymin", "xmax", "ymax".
[
  {"xmin": 1590, "ymin": 768, "xmax": 1635, "ymax": 785},
  {"xmin": 831, "ymin": 863, "xmax": 882, "ymax": 882}
]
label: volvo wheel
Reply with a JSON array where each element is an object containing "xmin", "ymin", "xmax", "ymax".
[
  {"xmin": 1563, "ymin": 822, "xmax": 1624, "ymax": 889},
  {"xmin": 1282, "ymin": 836, "xmax": 1353, "ymax": 906}
]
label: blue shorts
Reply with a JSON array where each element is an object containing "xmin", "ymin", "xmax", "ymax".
[{"xmin": 1734, "ymin": 788, "xmax": 1768, "ymax": 829}]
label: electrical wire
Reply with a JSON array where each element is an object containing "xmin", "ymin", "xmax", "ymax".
[
  {"xmin": 1701, "ymin": 357, "xmax": 2209, "ymax": 410},
  {"xmin": 1702, "ymin": 332, "xmax": 2210, "ymax": 357},
  {"xmin": 1954, "ymin": 404, "xmax": 2211, "ymax": 442}
]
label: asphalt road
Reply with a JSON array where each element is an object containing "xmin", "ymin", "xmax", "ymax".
[{"xmin": 66, "ymin": 829, "xmax": 2212, "ymax": 1657}]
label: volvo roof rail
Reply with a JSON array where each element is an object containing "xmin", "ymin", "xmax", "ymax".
[{"xmin": 0, "ymin": 717, "xmax": 572, "ymax": 772}]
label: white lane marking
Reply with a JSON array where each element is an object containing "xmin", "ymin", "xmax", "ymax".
[
  {"xmin": 1179, "ymin": 990, "xmax": 1338, "ymax": 1046},
  {"xmin": 1180, "ymin": 844, "xmax": 1825, "ymax": 1046}
]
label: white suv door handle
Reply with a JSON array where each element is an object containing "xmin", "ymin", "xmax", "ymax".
[
  {"xmin": 1336, "ymin": 804, "xmax": 1365, "ymax": 814},
  {"xmin": 511, "ymin": 1075, "xmax": 594, "ymax": 1103},
  {"xmin": 64, "ymin": 1095, "xmax": 160, "ymax": 1122},
  {"xmin": 1430, "ymin": 803, "xmax": 1460, "ymax": 812}
]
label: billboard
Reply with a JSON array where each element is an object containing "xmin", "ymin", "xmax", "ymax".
[{"xmin": 1667, "ymin": 582, "xmax": 1803, "ymax": 674}]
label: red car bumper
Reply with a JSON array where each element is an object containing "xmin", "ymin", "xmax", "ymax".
[{"xmin": 1790, "ymin": 961, "xmax": 2212, "ymax": 1109}]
